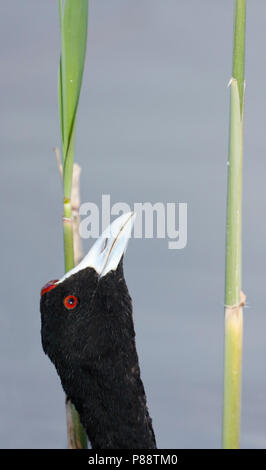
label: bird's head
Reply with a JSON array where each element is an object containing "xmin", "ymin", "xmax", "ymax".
[{"xmin": 40, "ymin": 212, "xmax": 136, "ymax": 369}]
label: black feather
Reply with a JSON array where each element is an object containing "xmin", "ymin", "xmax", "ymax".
[{"xmin": 40, "ymin": 261, "xmax": 156, "ymax": 449}]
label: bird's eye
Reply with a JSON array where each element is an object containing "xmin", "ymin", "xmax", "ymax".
[{"xmin": 64, "ymin": 295, "xmax": 78, "ymax": 310}]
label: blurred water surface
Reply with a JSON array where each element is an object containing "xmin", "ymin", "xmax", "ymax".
[{"xmin": 1, "ymin": 1, "xmax": 266, "ymax": 448}]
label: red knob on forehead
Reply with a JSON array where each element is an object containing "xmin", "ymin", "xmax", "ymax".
[{"xmin": 41, "ymin": 280, "xmax": 59, "ymax": 297}]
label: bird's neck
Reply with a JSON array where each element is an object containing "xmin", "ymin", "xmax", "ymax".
[{"xmin": 67, "ymin": 350, "xmax": 156, "ymax": 450}]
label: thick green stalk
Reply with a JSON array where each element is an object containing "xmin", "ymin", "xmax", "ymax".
[
  {"xmin": 224, "ymin": 80, "xmax": 242, "ymax": 310},
  {"xmin": 222, "ymin": 0, "xmax": 246, "ymax": 449},
  {"xmin": 232, "ymin": 0, "xmax": 246, "ymax": 116},
  {"xmin": 223, "ymin": 303, "xmax": 243, "ymax": 449}
]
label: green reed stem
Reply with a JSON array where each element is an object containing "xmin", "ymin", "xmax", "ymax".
[
  {"xmin": 222, "ymin": 0, "xmax": 246, "ymax": 449},
  {"xmin": 58, "ymin": 0, "xmax": 88, "ymax": 449}
]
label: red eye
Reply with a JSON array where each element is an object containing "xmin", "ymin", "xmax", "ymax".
[{"xmin": 64, "ymin": 295, "xmax": 78, "ymax": 310}]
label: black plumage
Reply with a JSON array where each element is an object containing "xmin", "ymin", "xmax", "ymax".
[{"xmin": 40, "ymin": 260, "xmax": 156, "ymax": 449}]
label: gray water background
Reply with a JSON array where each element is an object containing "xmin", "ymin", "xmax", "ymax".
[{"xmin": 1, "ymin": 1, "xmax": 266, "ymax": 448}]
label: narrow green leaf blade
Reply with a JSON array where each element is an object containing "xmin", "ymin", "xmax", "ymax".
[
  {"xmin": 58, "ymin": 1, "xmax": 64, "ymax": 146},
  {"xmin": 58, "ymin": 56, "xmax": 64, "ymax": 146},
  {"xmin": 60, "ymin": 0, "xmax": 88, "ymax": 197}
]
